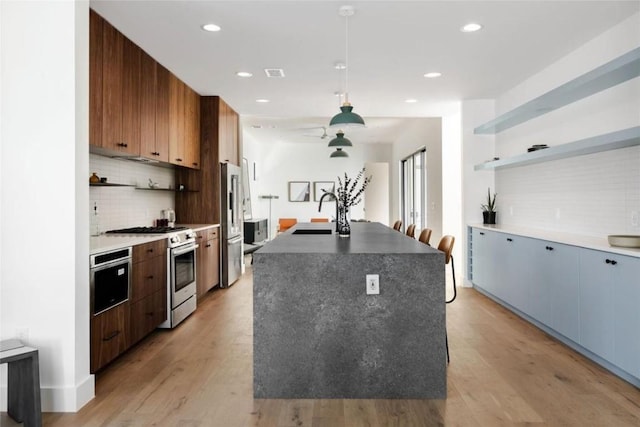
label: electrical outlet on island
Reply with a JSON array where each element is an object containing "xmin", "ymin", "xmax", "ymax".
[{"xmin": 366, "ymin": 274, "xmax": 380, "ymax": 295}]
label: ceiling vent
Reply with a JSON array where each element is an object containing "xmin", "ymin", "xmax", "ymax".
[{"xmin": 264, "ymin": 68, "xmax": 285, "ymax": 78}]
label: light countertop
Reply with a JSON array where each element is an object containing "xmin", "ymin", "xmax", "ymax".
[
  {"xmin": 469, "ymin": 223, "xmax": 640, "ymax": 258},
  {"xmin": 90, "ymin": 223, "xmax": 219, "ymax": 255}
]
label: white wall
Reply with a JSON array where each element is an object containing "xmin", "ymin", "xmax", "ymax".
[
  {"xmin": 1, "ymin": 0, "xmax": 94, "ymax": 411},
  {"xmin": 364, "ymin": 162, "xmax": 389, "ymax": 225},
  {"xmin": 89, "ymin": 154, "xmax": 175, "ymax": 231},
  {"xmin": 243, "ymin": 129, "xmax": 392, "ymax": 237},
  {"xmin": 492, "ymin": 12, "xmax": 640, "ymax": 236},
  {"xmin": 390, "ymin": 118, "xmax": 443, "ymax": 242},
  {"xmin": 461, "ymin": 100, "xmax": 496, "ymax": 284}
]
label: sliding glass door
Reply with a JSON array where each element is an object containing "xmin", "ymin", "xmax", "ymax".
[{"xmin": 400, "ymin": 149, "xmax": 427, "ymax": 232}]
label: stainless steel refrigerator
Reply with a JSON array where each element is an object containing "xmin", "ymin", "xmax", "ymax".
[{"xmin": 221, "ymin": 162, "xmax": 243, "ymax": 287}]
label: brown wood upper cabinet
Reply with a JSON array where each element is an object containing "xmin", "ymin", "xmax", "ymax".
[
  {"xmin": 169, "ymin": 74, "xmax": 200, "ymax": 169},
  {"xmin": 90, "ymin": 10, "xmax": 198, "ymax": 168},
  {"xmin": 91, "ymin": 11, "xmax": 141, "ymax": 155},
  {"xmin": 218, "ymin": 98, "xmax": 239, "ymax": 165}
]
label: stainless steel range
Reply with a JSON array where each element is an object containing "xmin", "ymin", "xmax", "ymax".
[
  {"xmin": 106, "ymin": 226, "xmax": 198, "ymax": 328},
  {"xmin": 160, "ymin": 228, "xmax": 198, "ymax": 328}
]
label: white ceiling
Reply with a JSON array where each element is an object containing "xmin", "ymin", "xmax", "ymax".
[{"xmin": 91, "ymin": 0, "xmax": 639, "ymax": 144}]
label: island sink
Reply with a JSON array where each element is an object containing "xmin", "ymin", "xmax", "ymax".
[{"xmin": 292, "ymin": 228, "xmax": 332, "ymax": 235}]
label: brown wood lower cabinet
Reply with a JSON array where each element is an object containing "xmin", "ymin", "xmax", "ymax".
[
  {"xmin": 90, "ymin": 302, "xmax": 129, "ymax": 372},
  {"xmin": 129, "ymin": 289, "xmax": 166, "ymax": 345},
  {"xmin": 91, "ymin": 240, "xmax": 168, "ymax": 372},
  {"xmin": 196, "ymin": 228, "xmax": 220, "ymax": 297}
]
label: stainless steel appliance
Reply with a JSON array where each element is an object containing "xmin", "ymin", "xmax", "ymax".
[
  {"xmin": 105, "ymin": 226, "xmax": 198, "ymax": 328},
  {"xmin": 160, "ymin": 228, "xmax": 198, "ymax": 328},
  {"xmin": 221, "ymin": 163, "xmax": 243, "ymax": 287},
  {"xmin": 90, "ymin": 247, "xmax": 132, "ymax": 315}
]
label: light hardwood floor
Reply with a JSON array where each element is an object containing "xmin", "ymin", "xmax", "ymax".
[{"xmin": 30, "ymin": 261, "xmax": 640, "ymax": 425}]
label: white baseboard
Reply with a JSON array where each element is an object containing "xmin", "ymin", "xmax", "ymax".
[{"xmin": 1, "ymin": 374, "xmax": 94, "ymax": 412}]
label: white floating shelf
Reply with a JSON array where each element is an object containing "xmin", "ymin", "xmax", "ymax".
[
  {"xmin": 474, "ymin": 47, "xmax": 640, "ymax": 135},
  {"xmin": 474, "ymin": 127, "xmax": 640, "ymax": 171}
]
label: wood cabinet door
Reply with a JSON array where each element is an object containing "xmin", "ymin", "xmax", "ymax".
[
  {"xmin": 89, "ymin": 10, "xmax": 103, "ymax": 148},
  {"xmin": 90, "ymin": 302, "xmax": 129, "ymax": 372},
  {"xmin": 169, "ymin": 73, "xmax": 186, "ymax": 166},
  {"xmin": 101, "ymin": 18, "xmax": 123, "ymax": 151},
  {"xmin": 139, "ymin": 50, "xmax": 157, "ymax": 160},
  {"xmin": 154, "ymin": 64, "xmax": 170, "ymax": 163},
  {"xmin": 185, "ymin": 86, "xmax": 201, "ymax": 169},
  {"xmin": 120, "ymin": 37, "xmax": 141, "ymax": 155},
  {"xmin": 132, "ymin": 255, "xmax": 167, "ymax": 302},
  {"xmin": 129, "ymin": 289, "xmax": 167, "ymax": 346}
]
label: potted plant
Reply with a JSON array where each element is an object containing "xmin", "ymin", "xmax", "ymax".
[{"xmin": 481, "ymin": 188, "xmax": 497, "ymax": 224}]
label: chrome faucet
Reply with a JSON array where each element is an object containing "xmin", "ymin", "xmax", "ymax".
[{"xmin": 318, "ymin": 192, "xmax": 339, "ymax": 232}]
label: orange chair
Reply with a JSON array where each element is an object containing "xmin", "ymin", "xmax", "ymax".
[
  {"xmin": 278, "ymin": 218, "xmax": 297, "ymax": 232},
  {"xmin": 405, "ymin": 224, "xmax": 416, "ymax": 239},
  {"xmin": 437, "ymin": 235, "xmax": 456, "ymax": 363},
  {"xmin": 392, "ymin": 220, "xmax": 402, "ymax": 231},
  {"xmin": 310, "ymin": 218, "xmax": 329, "ymax": 223},
  {"xmin": 418, "ymin": 228, "xmax": 432, "ymax": 246}
]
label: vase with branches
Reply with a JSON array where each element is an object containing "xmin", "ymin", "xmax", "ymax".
[{"xmin": 334, "ymin": 168, "xmax": 372, "ymax": 237}]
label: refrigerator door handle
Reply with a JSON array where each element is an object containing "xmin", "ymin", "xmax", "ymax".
[{"xmin": 229, "ymin": 235, "xmax": 243, "ymax": 244}]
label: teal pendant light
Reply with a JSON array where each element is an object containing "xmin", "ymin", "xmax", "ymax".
[
  {"xmin": 328, "ymin": 130, "xmax": 352, "ymax": 158},
  {"xmin": 330, "ymin": 5, "xmax": 365, "ymax": 128},
  {"xmin": 330, "ymin": 148, "xmax": 349, "ymax": 158},
  {"xmin": 328, "ymin": 130, "xmax": 353, "ymax": 148}
]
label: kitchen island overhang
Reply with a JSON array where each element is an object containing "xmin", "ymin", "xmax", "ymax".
[{"xmin": 253, "ymin": 222, "xmax": 446, "ymax": 399}]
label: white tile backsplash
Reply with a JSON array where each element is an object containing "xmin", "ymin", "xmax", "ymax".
[
  {"xmin": 496, "ymin": 145, "xmax": 640, "ymax": 237},
  {"xmin": 89, "ymin": 154, "xmax": 175, "ymax": 232}
]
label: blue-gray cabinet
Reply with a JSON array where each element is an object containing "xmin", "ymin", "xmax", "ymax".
[
  {"xmin": 580, "ymin": 249, "xmax": 640, "ymax": 378},
  {"xmin": 469, "ymin": 226, "xmax": 640, "ymax": 385}
]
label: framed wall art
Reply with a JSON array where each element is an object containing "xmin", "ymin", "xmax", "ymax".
[
  {"xmin": 313, "ymin": 181, "xmax": 336, "ymax": 202},
  {"xmin": 288, "ymin": 181, "xmax": 311, "ymax": 202}
]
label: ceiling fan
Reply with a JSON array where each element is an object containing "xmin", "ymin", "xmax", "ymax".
[{"xmin": 303, "ymin": 126, "xmax": 329, "ymax": 140}]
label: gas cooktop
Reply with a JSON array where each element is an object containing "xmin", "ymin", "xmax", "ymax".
[{"xmin": 106, "ymin": 226, "xmax": 188, "ymax": 234}]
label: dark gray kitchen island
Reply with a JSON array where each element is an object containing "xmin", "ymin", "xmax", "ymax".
[{"xmin": 253, "ymin": 221, "xmax": 446, "ymax": 399}]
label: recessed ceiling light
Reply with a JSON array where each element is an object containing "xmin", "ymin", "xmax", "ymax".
[
  {"xmin": 236, "ymin": 71, "xmax": 253, "ymax": 78},
  {"xmin": 424, "ymin": 72, "xmax": 442, "ymax": 78},
  {"xmin": 201, "ymin": 23, "xmax": 221, "ymax": 32},
  {"xmin": 334, "ymin": 62, "xmax": 347, "ymax": 70},
  {"xmin": 405, "ymin": 99, "xmax": 418, "ymax": 103},
  {"xmin": 255, "ymin": 99, "xmax": 270, "ymax": 103},
  {"xmin": 461, "ymin": 23, "xmax": 482, "ymax": 33}
]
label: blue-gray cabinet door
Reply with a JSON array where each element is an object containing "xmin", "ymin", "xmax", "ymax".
[
  {"xmin": 495, "ymin": 233, "xmax": 536, "ymax": 314},
  {"xmin": 611, "ymin": 254, "xmax": 640, "ymax": 378},
  {"xmin": 471, "ymin": 228, "xmax": 495, "ymax": 292},
  {"xmin": 543, "ymin": 242, "xmax": 580, "ymax": 343},
  {"xmin": 579, "ymin": 248, "xmax": 615, "ymax": 360}
]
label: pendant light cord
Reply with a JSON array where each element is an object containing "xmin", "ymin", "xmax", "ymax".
[{"xmin": 344, "ymin": 13, "xmax": 349, "ymax": 105}]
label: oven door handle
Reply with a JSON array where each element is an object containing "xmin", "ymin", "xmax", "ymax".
[{"xmin": 172, "ymin": 244, "xmax": 198, "ymax": 256}]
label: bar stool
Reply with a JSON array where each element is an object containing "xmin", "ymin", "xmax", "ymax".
[
  {"xmin": 0, "ymin": 339, "xmax": 42, "ymax": 427},
  {"xmin": 392, "ymin": 220, "xmax": 402, "ymax": 231},
  {"xmin": 418, "ymin": 228, "xmax": 432, "ymax": 246},
  {"xmin": 278, "ymin": 218, "xmax": 297, "ymax": 232},
  {"xmin": 405, "ymin": 224, "xmax": 416, "ymax": 239},
  {"xmin": 437, "ymin": 235, "xmax": 456, "ymax": 364}
]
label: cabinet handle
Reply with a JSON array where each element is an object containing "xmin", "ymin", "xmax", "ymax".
[
  {"xmin": 193, "ymin": 163, "xmax": 198, "ymax": 166},
  {"xmin": 605, "ymin": 259, "xmax": 618, "ymax": 266},
  {"xmin": 147, "ymin": 249, "xmax": 153, "ymax": 253},
  {"xmin": 206, "ymin": 243, "xmax": 211, "ymax": 248},
  {"xmin": 197, "ymin": 235, "xmax": 203, "ymax": 239},
  {"xmin": 176, "ymin": 158, "xmax": 183, "ymax": 162},
  {"xmin": 479, "ymin": 232, "xmax": 485, "ymax": 236},
  {"xmin": 117, "ymin": 142, "xmax": 128, "ymax": 148},
  {"xmin": 545, "ymin": 246, "xmax": 554, "ymax": 251},
  {"xmin": 507, "ymin": 238, "xmax": 513, "ymax": 242},
  {"xmin": 103, "ymin": 330, "xmax": 120, "ymax": 341},
  {"xmin": 145, "ymin": 312, "xmax": 154, "ymax": 317},
  {"xmin": 146, "ymin": 275, "xmax": 154, "ymax": 279}
]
